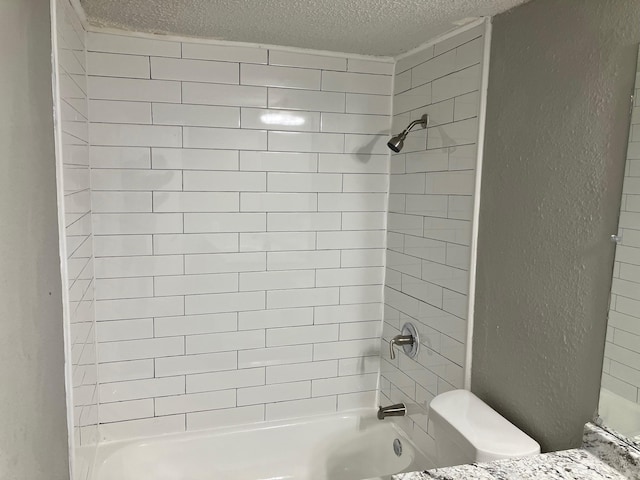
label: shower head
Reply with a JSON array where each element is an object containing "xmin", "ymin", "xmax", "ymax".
[{"xmin": 387, "ymin": 114, "xmax": 429, "ymax": 153}]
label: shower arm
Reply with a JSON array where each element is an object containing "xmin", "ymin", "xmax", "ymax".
[{"xmin": 396, "ymin": 115, "xmax": 429, "ymax": 138}]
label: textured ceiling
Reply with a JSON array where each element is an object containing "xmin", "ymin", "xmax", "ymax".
[{"xmin": 79, "ymin": 0, "xmax": 529, "ymax": 57}]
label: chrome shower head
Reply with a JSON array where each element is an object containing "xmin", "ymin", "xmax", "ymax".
[
  {"xmin": 387, "ymin": 114, "xmax": 429, "ymax": 153},
  {"xmin": 387, "ymin": 134, "xmax": 404, "ymax": 153}
]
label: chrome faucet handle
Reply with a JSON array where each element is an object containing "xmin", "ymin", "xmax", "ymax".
[{"xmin": 389, "ymin": 334, "xmax": 414, "ymax": 360}]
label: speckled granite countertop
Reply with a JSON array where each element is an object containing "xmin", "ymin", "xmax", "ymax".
[{"xmin": 393, "ymin": 423, "xmax": 640, "ymax": 480}]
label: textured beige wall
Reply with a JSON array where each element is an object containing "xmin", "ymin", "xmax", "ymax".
[
  {"xmin": 0, "ymin": 0, "xmax": 70, "ymax": 478},
  {"xmin": 472, "ymin": 0, "xmax": 640, "ymax": 452}
]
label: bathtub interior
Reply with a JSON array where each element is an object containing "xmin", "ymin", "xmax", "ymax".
[
  {"xmin": 90, "ymin": 409, "xmax": 433, "ymax": 480},
  {"xmin": 598, "ymin": 388, "xmax": 640, "ymax": 440}
]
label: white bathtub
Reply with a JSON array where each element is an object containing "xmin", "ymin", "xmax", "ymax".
[{"xmin": 90, "ymin": 409, "xmax": 432, "ymax": 480}]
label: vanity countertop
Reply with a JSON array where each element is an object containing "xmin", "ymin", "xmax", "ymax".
[{"xmin": 394, "ymin": 423, "xmax": 639, "ymax": 480}]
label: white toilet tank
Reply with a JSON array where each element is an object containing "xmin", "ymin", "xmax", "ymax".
[{"xmin": 429, "ymin": 389, "xmax": 541, "ymax": 467}]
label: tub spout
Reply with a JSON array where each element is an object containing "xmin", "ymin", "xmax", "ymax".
[{"xmin": 377, "ymin": 403, "xmax": 406, "ymax": 420}]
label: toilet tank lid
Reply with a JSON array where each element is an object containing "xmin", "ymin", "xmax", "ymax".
[{"xmin": 430, "ymin": 390, "xmax": 541, "ymax": 457}]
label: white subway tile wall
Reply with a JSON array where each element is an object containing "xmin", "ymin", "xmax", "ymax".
[
  {"xmin": 56, "ymin": 0, "xmax": 98, "ymax": 457},
  {"xmin": 379, "ymin": 23, "xmax": 485, "ymax": 454},
  {"xmin": 604, "ymin": 51, "xmax": 640, "ymax": 404},
  {"xmin": 87, "ymin": 32, "xmax": 393, "ymax": 440}
]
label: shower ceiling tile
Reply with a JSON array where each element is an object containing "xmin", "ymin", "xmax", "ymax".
[{"xmin": 79, "ymin": 0, "xmax": 528, "ymax": 56}]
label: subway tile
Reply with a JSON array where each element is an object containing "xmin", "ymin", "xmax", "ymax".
[
  {"xmin": 89, "ymin": 100, "xmax": 152, "ymax": 124},
  {"xmin": 241, "ymin": 64, "xmax": 320, "ymax": 90},
  {"xmin": 401, "ymin": 275, "xmax": 443, "ymax": 308},
  {"xmin": 393, "ymin": 70, "xmax": 412, "ymax": 95},
  {"xmin": 266, "ymin": 361, "xmax": 338, "ymax": 384},
  {"xmin": 154, "ymin": 313, "xmax": 238, "ymax": 337},
  {"xmin": 347, "ymin": 59, "xmax": 394, "ymax": 75},
  {"xmin": 97, "ymin": 318, "xmax": 153, "ymax": 342},
  {"xmin": 93, "ymin": 213, "xmax": 183, "ymax": 235},
  {"xmin": 90, "ymin": 123, "xmax": 182, "ymax": 147},
  {"xmin": 94, "ymin": 255, "xmax": 183, "ymax": 279},
  {"xmin": 405, "ymin": 194, "xmax": 448, "ymax": 217},
  {"xmin": 155, "ymin": 352, "xmax": 237, "ymax": 377},
  {"xmin": 425, "ymin": 170, "xmax": 475, "ymax": 195},
  {"xmin": 184, "ymin": 213, "xmax": 266, "ymax": 233},
  {"xmin": 151, "ymin": 57, "xmax": 238, "ymax": 84},
  {"xmin": 185, "ymin": 291, "xmax": 266, "ymax": 315},
  {"xmin": 346, "ymin": 93, "xmax": 392, "ymax": 115},
  {"xmin": 187, "ymin": 405, "xmax": 265, "ymax": 430},
  {"xmin": 90, "ymin": 146, "xmax": 151, "ymax": 169},
  {"xmin": 268, "ymin": 131, "xmax": 344, "ymax": 153},
  {"xmin": 396, "ymin": 46, "xmax": 434, "ymax": 74},
  {"xmin": 432, "ymin": 64, "xmax": 481, "ymax": 103},
  {"xmin": 341, "ymin": 248, "xmax": 385, "ymax": 267},
  {"xmin": 154, "ymin": 273, "xmax": 238, "ymax": 296},
  {"xmin": 152, "ymin": 104, "xmax": 240, "ymax": 128},
  {"xmin": 318, "ymin": 193, "xmax": 386, "ymax": 212},
  {"xmin": 266, "ymin": 325, "xmax": 339, "ymax": 347},
  {"xmin": 92, "ymin": 192, "xmax": 152, "ymax": 213},
  {"xmin": 152, "ymin": 148, "xmax": 239, "ymax": 170},
  {"xmin": 267, "ymin": 287, "xmax": 340, "ymax": 309},
  {"xmin": 340, "ymin": 285, "xmax": 382, "ymax": 304},
  {"xmin": 155, "ymin": 390, "xmax": 236, "ymax": 416},
  {"xmin": 153, "ymin": 192, "xmax": 239, "ymax": 213},
  {"xmin": 411, "ymin": 50, "xmax": 456, "ymax": 88},
  {"xmin": 322, "ymin": 71, "xmax": 392, "ymax": 95},
  {"xmin": 316, "ymin": 267, "xmax": 384, "ymax": 287},
  {"xmin": 239, "ymin": 151, "xmax": 318, "ymax": 173},
  {"xmin": 424, "ymin": 217, "xmax": 471, "ymax": 245},
  {"xmin": 94, "ymin": 235, "xmax": 152, "ymax": 257},
  {"xmin": 344, "ymin": 134, "xmax": 390, "ymax": 155},
  {"xmin": 342, "ymin": 174, "xmax": 387, "ymax": 193},
  {"xmin": 184, "ymin": 252, "xmax": 266, "ymax": 274},
  {"xmin": 238, "ymin": 345, "xmax": 313, "ymax": 368},
  {"xmin": 88, "ymin": 77, "xmax": 181, "ymax": 103},
  {"xmin": 404, "ymin": 235, "xmax": 447, "ymax": 263},
  {"xmin": 238, "ymin": 307, "xmax": 314, "ymax": 330},
  {"xmin": 99, "ymin": 415, "xmax": 185, "ymax": 442},
  {"xmin": 363, "ymin": 215, "xmax": 403, "ymax": 237},
  {"xmin": 96, "ymin": 296, "xmax": 184, "ymax": 321},
  {"xmin": 339, "ymin": 321, "xmax": 382, "ymax": 341},
  {"xmin": 239, "ymin": 232, "xmax": 316, "ymax": 251},
  {"xmin": 99, "ymin": 376, "xmax": 185, "ymax": 403},
  {"xmin": 153, "ymin": 233, "xmax": 239, "ymax": 255},
  {"xmin": 313, "ymin": 339, "xmax": 380, "ymax": 360},
  {"xmin": 337, "ymin": 390, "xmax": 377, "ymax": 410},
  {"xmin": 318, "ymin": 154, "xmax": 389, "ymax": 174},
  {"xmin": 95, "ymin": 277, "xmax": 153, "ymax": 300},
  {"xmin": 454, "ymin": 91, "xmax": 480, "ymax": 121},
  {"xmin": 182, "ymin": 42, "xmax": 267, "ymax": 64},
  {"xmin": 269, "ymin": 50, "xmax": 346, "ymax": 70},
  {"xmin": 267, "ymin": 250, "xmax": 341, "ymax": 271},
  {"xmin": 267, "ymin": 212, "xmax": 341, "ymax": 231},
  {"xmin": 237, "ymin": 381, "xmax": 310, "ymax": 406},
  {"xmin": 87, "ymin": 52, "xmax": 150, "ymax": 79},
  {"xmin": 267, "ymin": 173, "xmax": 341, "ymax": 192},
  {"xmin": 98, "ymin": 359, "xmax": 154, "ymax": 383},
  {"xmin": 394, "ymin": 84, "xmax": 432, "ymax": 115},
  {"xmin": 87, "ymin": 32, "xmax": 181, "ymax": 57},
  {"xmin": 265, "ymin": 396, "xmax": 337, "ymax": 421},
  {"xmin": 183, "ymin": 171, "xmax": 265, "ymax": 191},
  {"xmin": 268, "ymin": 88, "xmax": 345, "ymax": 112},
  {"xmin": 98, "ymin": 337, "xmax": 184, "ymax": 362},
  {"xmin": 91, "ymin": 169, "xmax": 182, "ymax": 191},
  {"xmin": 312, "ymin": 373, "xmax": 378, "ymax": 396},
  {"xmin": 321, "ymin": 113, "xmax": 390, "ymax": 134},
  {"xmin": 455, "ymin": 37, "xmax": 484, "ymax": 70},
  {"xmin": 241, "ymin": 108, "xmax": 320, "ymax": 132},
  {"xmin": 317, "ymin": 230, "xmax": 386, "ymax": 250},
  {"xmin": 434, "ymin": 24, "xmax": 484, "ymax": 55},
  {"xmin": 314, "ymin": 303, "xmax": 382, "ymax": 325},
  {"xmin": 183, "ymin": 127, "xmax": 267, "ymax": 150},
  {"xmin": 182, "ymin": 82, "xmax": 267, "ymax": 107},
  {"xmin": 186, "ymin": 330, "xmax": 265, "ymax": 355},
  {"xmin": 241, "ymin": 193, "xmax": 317, "ymax": 212},
  {"xmin": 99, "ymin": 399, "xmax": 154, "ymax": 424},
  {"xmin": 422, "ymin": 260, "xmax": 469, "ymax": 294}
]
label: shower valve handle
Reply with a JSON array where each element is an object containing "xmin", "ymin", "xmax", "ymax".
[{"xmin": 389, "ymin": 334, "xmax": 414, "ymax": 360}]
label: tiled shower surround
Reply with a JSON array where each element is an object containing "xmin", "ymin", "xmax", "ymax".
[
  {"xmin": 54, "ymin": 0, "xmax": 486, "ymax": 457},
  {"xmin": 87, "ymin": 31, "xmax": 394, "ymax": 440},
  {"xmin": 604, "ymin": 50, "xmax": 640, "ymax": 404},
  {"xmin": 55, "ymin": 0, "xmax": 98, "ymax": 448},
  {"xmin": 379, "ymin": 24, "xmax": 485, "ymax": 452}
]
